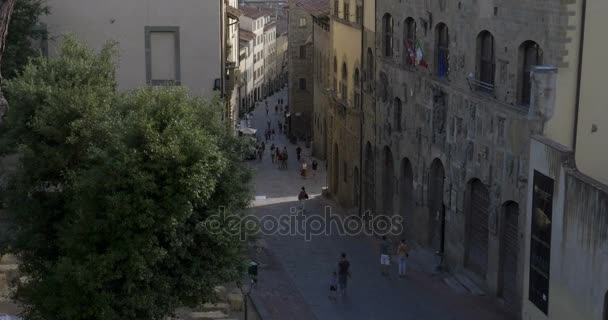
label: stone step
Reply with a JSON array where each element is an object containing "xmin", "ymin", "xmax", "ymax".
[
  {"xmin": 226, "ymin": 292, "xmax": 243, "ymax": 311},
  {"xmin": 454, "ymin": 272, "xmax": 485, "ymax": 296},
  {"xmin": 200, "ymin": 302, "xmax": 230, "ymax": 313},
  {"xmin": 442, "ymin": 276, "xmax": 468, "ymax": 295},
  {"xmin": 189, "ymin": 310, "xmax": 229, "ymax": 319}
]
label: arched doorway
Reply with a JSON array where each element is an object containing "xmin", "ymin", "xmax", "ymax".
[
  {"xmin": 382, "ymin": 146, "xmax": 395, "ymax": 216},
  {"xmin": 399, "ymin": 158, "xmax": 414, "ymax": 237},
  {"xmin": 333, "ymin": 144, "xmax": 340, "ymax": 196},
  {"xmin": 428, "ymin": 159, "xmax": 446, "ymax": 251},
  {"xmin": 465, "ymin": 178, "xmax": 490, "ymax": 279},
  {"xmin": 353, "ymin": 167, "xmax": 360, "ymax": 208},
  {"xmin": 363, "ymin": 142, "xmax": 375, "ymax": 215},
  {"xmin": 499, "ymin": 201, "xmax": 521, "ymax": 317}
]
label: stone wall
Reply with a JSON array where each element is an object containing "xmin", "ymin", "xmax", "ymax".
[
  {"xmin": 288, "ymin": 0, "xmax": 314, "ymax": 138},
  {"xmin": 370, "ymin": 0, "xmax": 569, "ymax": 305},
  {"xmin": 312, "ymin": 18, "xmax": 331, "ymax": 161}
]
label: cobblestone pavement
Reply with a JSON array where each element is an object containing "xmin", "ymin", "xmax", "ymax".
[{"xmin": 245, "ymin": 88, "xmax": 513, "ymax": 320}]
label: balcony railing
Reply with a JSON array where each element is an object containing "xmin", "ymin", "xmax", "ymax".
[{"xmin": 466, "ymin": 73, "xmax": 495, "ymax": 95}]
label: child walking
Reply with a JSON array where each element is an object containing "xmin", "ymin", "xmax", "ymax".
[{"xmin": 328, "ymin": 271, "xmax": 338, "ymax": 301}]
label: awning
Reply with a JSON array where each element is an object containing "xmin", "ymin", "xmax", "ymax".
[
  {"xmin": 227, "ymin": 5, "xmax": 241, "ymax": 20},
  {"xmin": 239, "ymin": 127, "xmax": 257, "ymax": 135}
]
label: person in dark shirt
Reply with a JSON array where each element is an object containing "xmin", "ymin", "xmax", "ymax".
[
  {"xmin": 296, "ymin": 146, "xmax": 302, "ymax": 161},
  {"xmin": 337, "ymin": 253, "xmax": 351, "ymax": 296}
]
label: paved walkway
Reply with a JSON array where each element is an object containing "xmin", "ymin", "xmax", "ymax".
[{"xmin": 246, "ymin": 88, "xmax": 513, "ymax": 320}]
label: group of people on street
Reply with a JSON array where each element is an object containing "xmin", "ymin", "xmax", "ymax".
[
  {"xmin": 328, "ymin": 238, "xmax": 411, "ymax": 301},
  {"xmin": 269, "ymin": 144, "xmax": 289, "ymax": 169}
]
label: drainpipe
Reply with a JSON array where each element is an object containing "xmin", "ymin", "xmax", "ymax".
[
  {"xmin": 220, "ymin": 0, "xmax": 225, "ymax": 97},
  {"xmin": 311, "ymin": 15, "xmax": 315, "ymax": 144},
  {"xmin": 572, "ymin": 0, "xmax": 587, "ymax": 169},
  {"xmin": 358, "ymin": 0, "xmax": 365, "ymax": 218}
]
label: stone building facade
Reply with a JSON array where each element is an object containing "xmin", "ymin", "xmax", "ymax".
[
  {"xmin": 311, "ymin": 9, "xmax": 331, "ymax": 161},
  {"xmin": 287, "ymin": 0, "xmax": 315, "ymax": 138},
  {"xmin": 368, "ymin": 0, "xmax": 575, "ymax": 316},
  {"xmin": 325, "ymin": 0, "xmax": 365, "ymax": 208}
]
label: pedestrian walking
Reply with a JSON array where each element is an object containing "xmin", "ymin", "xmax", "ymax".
[
  {"xmin": 337, "ymin": 253, "xmax": 351, "ymax": 296},
  {"xmin": 296, "ymin": 145, "xmax": 302, "ymax": 161},
  {"xmin": 300, "ymin": 161, "xmax": 308, "ymax": 179},
  {"xmin": 264, "ymin": 130, "xmax": 269, "ymax": 142},
  {"xmin": 278, "ymin": 122, "xmax": 283, "ymax": 132},
  {"xmin": 312, "ymin": 159, "xmax": 318, "ymax": 177},
  {"xmin": 328, "ymin": 271, "xmax": 338, "ymax": 301},
  {"xmin": 397, "ymin": 239, "xmax": 410, "ymax": 277},
  {"xmin": 271, "ymin": 129, "xmax": 276, "ymax": 140},
  {"xmin": 257, "ymin": 147, "xmax": 263, "ymax": 161},
  {"xmin": 267, "ymin": 120, "xmax": 271, "ymax": 129},
  {"xmin": 380, "ymin": 235, "xmax": 391, "ymax": 276},
  {"xmin": 275, "ymin": 105, "xmax": 278, "ymax": 114},
  {"xmin": 282, "ymin": 147, "xmax": 288, "ymax": 169},
  {"xmin": 298, "ymin": 187, "xmax": 309, "ymax": 212}
]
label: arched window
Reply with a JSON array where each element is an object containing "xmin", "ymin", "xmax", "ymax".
[
  {"xmin": 382, "ymin": 13, "xmax": 393, "ymax": 57},
  {"xmin": 394, "ymin": 97, "xmax": 402, "ymax": 131},
  {"xmin": 403, "ymin": 17, "xmax": 416, "ymax": 66},
  {"xmin": 519, "ymin": 41, "xmax": 543, "ymax": 107},
  {"xmin": 379, "ymin": 72, "xmax": 388, "ymax": 102},
  {"xmin": 354, "ymin": 68, "xmax": 361, "ymax": 108},
  {"xmin": 366, "ymin": 47, "xmax": 374, "ymax": 82},
  {"xmin": 435, "ymin": 23, "xmax": 449, "ymax": 78},
  {"xmin": 603, "ymin": 290, "xmax": 608, "ymax": 320},
  {"xmin": 341, "ymin": 62, "xmax": 348, "ymax": 101},
  {"xmin": 333, "ymin": 56, "xmax": 338, "ymax": 92},
  {"xmin": 477, "ymin": 31, "xmax": 495, "ymax": 90}
]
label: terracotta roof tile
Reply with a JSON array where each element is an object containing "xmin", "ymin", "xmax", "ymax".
[
  {"xmin": 240, "ymin": 5, "xmax": 272, "ymax": 19},
  {"xmin": 239, "ymin": 29, "xmax": 256, "ymax": 42},
  {"xmin": 295, "ymin": 0, "xmax": 330, "ymax": 17}
]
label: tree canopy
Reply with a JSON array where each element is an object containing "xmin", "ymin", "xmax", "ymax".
[
  {"xmin": 1, "ymin": 36, "xmax": 252, "ymax": 320},
  {"xmin": 2, "ymin": 0, "xmax": 48, "ymax": 79}
]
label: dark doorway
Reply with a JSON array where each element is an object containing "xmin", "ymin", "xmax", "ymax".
[
  {"xmin": 382, "ymin": 146, "xmax": 395, "ymax": 216},
  {"xmin": 465, "ymin": 178, "xmax": 490, "ymax": 278},
  {"xmin": 428, "ymin": 159, "xmax": 445, "ymax": 251},
  {"xmin": 399, "ymin": 158, "xmax": 414, "ymax": 237},
  {"xmin": 499, "ymin": 201, "xmax": 521, "ymax": 318},
  {"xmin": 333, "ymin": 144, "xmax": 340, "ymax": 196},
  {"xmin": 353, "ymin": 167, "xmax": 360, "ymax": 208},
  {"xmin": 364, "ymin": 142, "xmax": 375, "ymax": 215}
]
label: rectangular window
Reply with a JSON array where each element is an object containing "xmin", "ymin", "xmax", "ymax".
[
  {"xmin": 356, "ymin": 5, "xmax": 362, "ymax": 25},
  {"xmin": 529, "ymin": 171, "xmax": 554, "ymax": 314},
  {"xmin": 299, "ymin": 78, "xmax": 306, "ymax": 90},
  {"xmin": 300, "ymin": 46, "xmax": 306, "ymax": 59},
  {"xmin": 145, "ymin": 26, "xmax": 180, "ymax": 85},
  {"xmin": 334, "ymin": 0, "xmax": 339, "ymax": 18},
  {"xmin": 299, "ymin": 17, "xmax": 307, "ymax": 27},
  {"xmin": 343, "ymin": 2, "xmax": 350, "ymax": 21}
]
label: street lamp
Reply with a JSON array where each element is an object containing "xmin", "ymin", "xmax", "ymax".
[{"xmin": 236, "ymin": 261, "xmax": 258, "ymax": 320}]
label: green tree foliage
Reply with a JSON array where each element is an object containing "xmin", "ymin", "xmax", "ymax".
[
  {"xmin": 1, "ymin": 36, "xmax": 252, "ymax": 320},
  {"xmin": 2, "ymin": 0, "xmax": 48, "ymax": 79}
]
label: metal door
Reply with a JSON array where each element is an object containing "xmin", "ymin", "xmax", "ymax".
[
  {"xmin": 500, "ymin": 202, "xmax": 520, "ymax": 317},
  {"xmin": 467, "ymin": 180, "xmax": 489, "ymax": 277}
]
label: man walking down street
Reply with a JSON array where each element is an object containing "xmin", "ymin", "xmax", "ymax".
[
  {"xmin": 397, "ymin": 239, "xmax": 410, "ymax": 277},
  {"xmin": 380, "ymin": 236, "xmax": 391, "ymax": 276},
  {"xmin": 298, "ymin": 187, "xmax": 309, "ymax": 213},
  {"xmin": 296, "ymin": 145, "xmax": 302, "ymax": 161},
  {"xmin": 337, "ymin": 253, "xmax": 351, "ymax": 297}
]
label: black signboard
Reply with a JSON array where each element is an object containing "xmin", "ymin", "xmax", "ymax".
[{"xmin": 529, "ymin": 171, "xmax": 554, "ymax": 314}]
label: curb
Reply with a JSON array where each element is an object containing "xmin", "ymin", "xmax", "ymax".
[{"xmin": 249, "ymin": 292, "xmax": 271, "ymax": 320}]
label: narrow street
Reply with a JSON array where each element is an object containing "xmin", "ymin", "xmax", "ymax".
[{"xmin": 245, "ymin": 89, "xmax": 512, "ymax": 320}]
